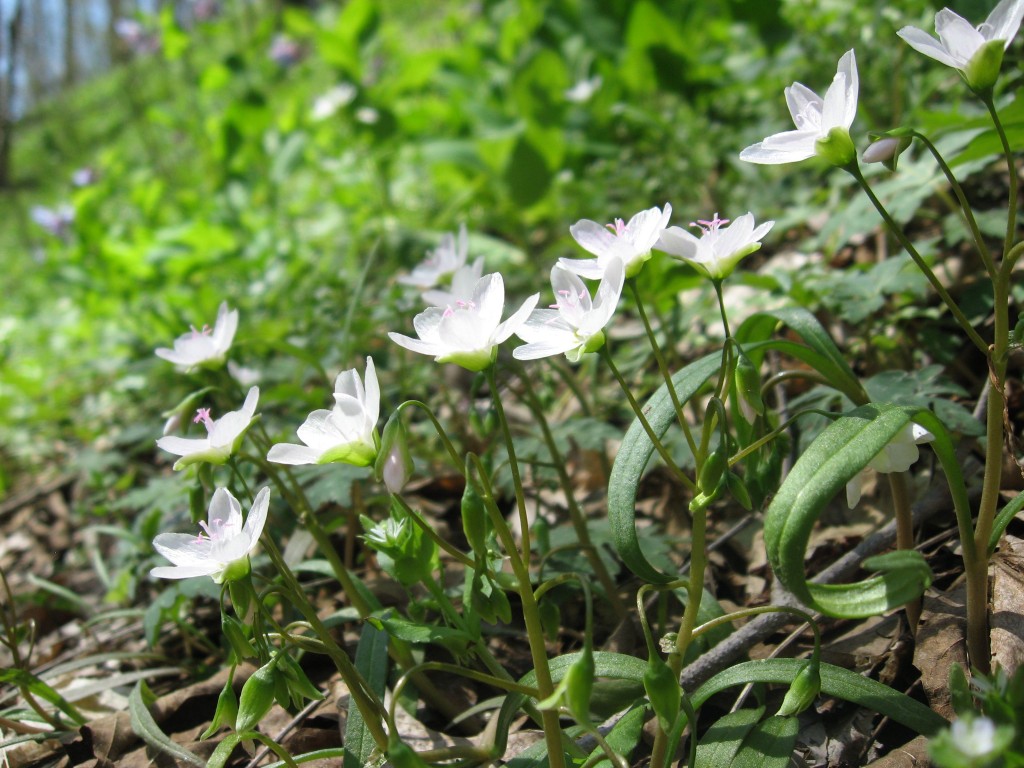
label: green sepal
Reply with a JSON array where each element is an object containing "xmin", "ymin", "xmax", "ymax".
[
  {"xmin": 461, "ymin": 479, "xmax": 489, "ymax": 556},
  {"xmin": 201, "ymin": 670, "xmax": 239, "ymax": 738},
  {"xmin": 221, "ymin": 613, "xmax": 257, "ymax": 661},
  {"xmin": 776, "ymin": 657, "xmax": 820, "ymax": 717},
  {"xmin": 644, "ymin": 654, "xmax": 681, "ymax": 732},
  {"xmin": 236, "ymin": 658, "xmax": 278, "ymax": 732},
  {"xmin": 965, "ymin": 38, "xmax": 1005, "ymax": 94},
  {"xmin": 815, "ymin": 126, "xmax": 856, "ymax": 168},
  {"xmin": 276, "ymin": 652, "xmax": 325, "ymax": 708}
]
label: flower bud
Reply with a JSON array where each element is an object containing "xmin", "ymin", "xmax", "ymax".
[
  {"xmin": 644, "ymin": 654, "xmax": 680, "ymax": 732},
  {"xmin": 863, "ymin": 136, "xmax": 912, "ymax": 171},
  {"xmin": 698, "ymin": 446, "xmax": 728, "ymax": 498},
  {"xmin": 776, "ymin": 658, "xmax": 820, "ymax": 716},
  {"xmin": 734, "ymin": 349, "xmax": 764, "ymax": 423}
]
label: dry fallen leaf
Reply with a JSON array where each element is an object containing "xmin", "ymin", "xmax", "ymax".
[
  {"xmin": 991, "ymin": 534, "xmax": 1024, "ymax": 675},
  {"xmin": 913, "ymin": 582, "xmax": 967, "ymax": 719}
]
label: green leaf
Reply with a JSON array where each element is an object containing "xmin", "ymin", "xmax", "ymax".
[
  {"xmin": 765, "ymin": 403, "xmax": 933, "ymax": 617},
  {"xmin": 732, "ymin": 715, "xmax": 799, "ymax": 768},
  {"xmin": 765, "ymin": 403, "xmax": 973, "ymax": 618},
  {"xmin": 608, "ymin": 353, "xmax": 721, "ymax": 583},
  {"xmin": 692, "ymin": 659, "xmax": 947, "ymax": 736},
  {"xmin": 344, "ymin": 621, "xmax": 389, "ymax": 768},
  {"xmin": 736, "ymin": 307, "xmax": 867, "ymax": 406},
  {"xmin": 504, "ymin": 136, "xmax": 551, "ymax": 208},
  {"xmin": 0, "ymin": 668, "xmax": 86, "ymax": 726},
  {"xmin": 695, "ymin": 706, "xmax": 765, "ymax": 766},
  {"xmin": 586, "ymin": 703, "xmax": 648, "ymax": 768},
  {"xmin": 365, "ymin": 613, "xmax": 473, "ymax": 655},
  {"xmin": 989, "ymin": 489, "xmax": 1024, "ymax": 555},
  {"xmin": 128, "ymin": 681, "xmax": 205, "ymax": 767}
]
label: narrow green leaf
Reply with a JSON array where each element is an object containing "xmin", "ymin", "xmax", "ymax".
[
  {"xmin": 695, "ymin": 706, "xmax": 765, "ymax": 766},
  {"xmin": 608, "ymin": 354, "xmax": 721, "ymax": 583},
  {"xmin": 732, "ymin": 715, "xmax": 799, "ymax": 768},
  {"xmin": 764, "ymin": 403, "xmax": 934, "ymax": 617},
  {"xmin": 344, "ymin": 621, "xmax": 389, "ymax": 768},
  {"xmin": 692, "ymin": 659, "xmax": 947, "ymax": 736},
  {"xmin": 128, "ymin": 681, "xmax": 205, "ymax": 767},
  {"xmin": 736, "ymin": 307, "xmax": 868, "ymax": 405},
  {"xmin": 989, "ymin": 489, "xmax": 1024, "ymax": 555}
]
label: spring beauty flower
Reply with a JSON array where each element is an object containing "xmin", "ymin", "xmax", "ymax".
[
  {"xmin": 656, "ymin": 212, "xmax": 774, "ymax": 280},
  {"xmin": 151, "ymin": 487, "xmax": 269, "ymax": 583},
  {"xmin": 846, "ymin": 423, "xmax": 935, "ymax": 508},
  {"xmin": 31, "ymin": 205, "xmax": 75, "ymax": 239},
  {"xmin": 267, "ymin": 357, "xmax": 380, "ymax": 467},
  {"xmin": 155, "ymin": 302, "xmax": 238, "ymax": 370},
  {"xmin": 389, "ymin": 273, "xmax": 539, "ymax": 371},
  {"xmin": 740, "ymin": 50, "xmax": 858, "ymax": 167},
  {"xmin": 898, "ymin": 0, "xmax": 1024, "ymax": 91},
  {"xmin": 514, "ymin": 260, "xmax": 624, "ymax": 362},
  {"xmin": 157, "ymin": 387, "xmax": 259, "ymax": 469},
  {"xmin": 559, "ymin": 204, "xmax": 672, "ymax": 279},
  {"xmin": 399, "ymin": 224, "xmax": 470, "ymax": 290}
]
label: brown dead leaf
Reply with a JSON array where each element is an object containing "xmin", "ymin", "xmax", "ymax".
[
  {"xmin": 913, "ymin": 582, "xmax": 967, "ymax": 719},
  {"xmin": 864, "ymin": 735, "xmax": 930, "ymax": 767},
  {"xmin": 991, "ymin": 535, "xmax": 1024, "ymax": 675}
]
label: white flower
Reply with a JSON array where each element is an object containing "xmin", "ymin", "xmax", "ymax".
[
  {"xmin": 565, "ymin": 75, "xmax": 602, "ymax": 103},
  {"xmin": 846, "ymin": 423, "xmax": 934, "ymax": 508},
  {"xmin": 151, "ymin": 487, "xmax": 269, "ymax": 583},
  {"xmin": 399, "ymin": 225, "xmax": 470, "ymax": 289},
  {"xmin": 656, "ymin": 212, "xmax": 774, "ymax": 280},
  {"xmin": 311, "ymin": 83, "xmax": 356, "ymax": 120},
  {"xmin": 267, "ymin": 357, "xmax": 380, "ymax": 467},
  {"xmin": 514, "ymin": 260, "xmax": 624, "ymax": 362},
  {"xmin": 388, "ymin": 273, "xmax": 539, "ymax": 371},
  {"xmin": 740, "ymin": 50, "xmax": 858, "ymax": 166},
  {"xmin": 951, "ymin": 716, "xmax": 998, "ymax": 758},
  {"xmin": 155, "ymin": 302, "xmax": 238, "ymax": 370},
  {"xmin": 559, "ymin": 204, "xmax": 672, "ymax": 280},
  {"xmin": 898, "ymin": 1, "xmax": 1024, "ymax": 91},
  {"xmin": 157, "ymin": 387, "xmax": 259, "ymax": 470}
]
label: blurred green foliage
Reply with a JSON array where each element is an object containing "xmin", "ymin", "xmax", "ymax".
[{"xmin": 0, "ymin": 0, "xmax": 1014, "ymax": 500}]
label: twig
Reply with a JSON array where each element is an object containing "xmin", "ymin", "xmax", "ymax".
[{"xmin": 680, "ymin": 451, "xmax": 982, "ymax": 692}]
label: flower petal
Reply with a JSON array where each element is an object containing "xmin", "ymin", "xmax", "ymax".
[
  {"xmin": 570, "ymin": 219, "xmax": 618, "ymax": 259},
  {"xmin": 897, "ymin": 25, "xmax": 964, "ymax": 68},
  {"xmin": 267, "ymin": 443, "xmax": 324, "ymax": 464},
  {"xmin": 242, "ymin": 487, "xmax": 270, "ymax": 544},
  {"xmin": 984, "ymin": 0, "xmax": 1024, "ymax": 45}
]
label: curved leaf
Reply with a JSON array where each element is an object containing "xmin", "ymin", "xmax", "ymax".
[
  {"xmin": 764, "ymin": 403, "xmax": 975, "ymax": 618},
  {"xmin": 691, "ymin": 659, "xmax": 947, "ymax": 736},
  {"xmin": 736, "ymin": 307, "xmax": 867, "ymax": 406},
  {"xmin": 128, "ymin": 681, "xmax": 205, "ymax": 768},
  {"xmin": 608, "ymin": 354, "xmax": 721, "ymax": 583}
]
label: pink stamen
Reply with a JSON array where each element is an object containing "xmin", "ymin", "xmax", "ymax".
[
  {"xmin": 194, "ymin": 407, "xmax": 214, "ymax": 430},
  {"xmin": 190, "ymin": 323, "xmax": 213, "ymax": 338},
  {"xmin": 455, "ymin": 299, "xmax": 476, "ymax": 310},
  {"xmin": 605, "ymin": 218, "xmax": 628, "ymax": 236},
  {"xmin": 690, "ymin": 213, "xmax": 729, "ymax": 234},
  {"xmin": 443, "ymin": 305, "xmax": 455, "ymax": 318}
]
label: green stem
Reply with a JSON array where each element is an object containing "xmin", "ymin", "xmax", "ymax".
[
  {"xmin": 513, "ymin": 365, "xmax": 627, "ymax": 619},
  {"xmin": 396, "ymin": 400, "xmax": 464, "ymax": 471},
  {"xmin": 887, "ymin": 473, "xmax": 921, "ymax": 630},
  {"xmin": 478, "ymin": 371, "xmax": 566, "ymax": 768},
  {"xmin": 982, "ymin": 95, "xmax": 1019, "ymax": 266},
  {"xmin": 674, "ymin": 501, "xmax": 708, "ymax": 662},
  {"xmin": 260, "ymin": 535, "xmax": 389, "ymax": 750},
  {"xmin": 599, "ymin": 347, "xmax": 697, "ymax": 492},
  {"xmin": 912, "ymin": 131, "xmax": 996, "ymax": 277},
  {"xmin": 847, "ymin": 162, "xmax": 988, "ymax": 355},
  {"xmin": 629, "ymin": 278, "xmax": 699, "ymax": 458},
  {"xmin": 392, "ymin": 494, "xmax": 475, "ymax": 569}
]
